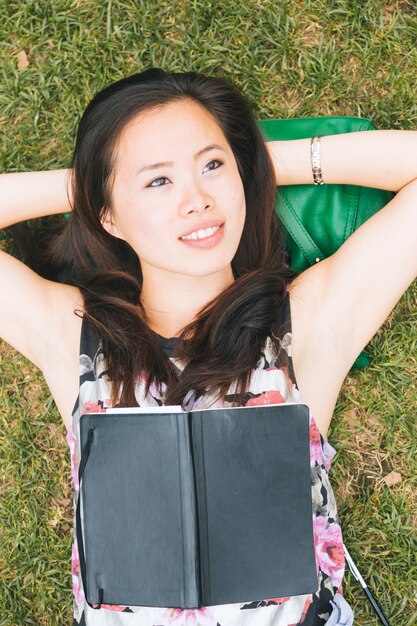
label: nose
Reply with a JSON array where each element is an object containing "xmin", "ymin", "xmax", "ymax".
[{"xmin": 179, "ymin": 177, "xmax": 214, "ymax": 217}]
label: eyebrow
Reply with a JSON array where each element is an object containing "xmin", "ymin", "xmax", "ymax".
[{"xmin": 136, "ymin": 144, "xmax": 225, "ymax": 176}]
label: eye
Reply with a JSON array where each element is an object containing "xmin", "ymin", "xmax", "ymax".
[
  {"xmin": 204, "ymin": 158, "xmax": 223, "ymax": 172},
  {"xmin": 147, "ymin": 176, "xmax": 169, "ymax": 188},
  {"xmin": 146, "ymin": 159, "xmax": 223, "ymax": 188}
]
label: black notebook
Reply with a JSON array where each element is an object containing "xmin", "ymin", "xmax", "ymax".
[{"xmin": 76, "ymin": 403, "xmax": 317, "ymax": 609}]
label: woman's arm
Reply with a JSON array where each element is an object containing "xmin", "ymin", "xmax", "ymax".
[
  {"xmin": 276, "ymin": 127, "xmax": 417, "ymax": 438},
  {"xmin": 0, "ymin": 168, "xmax": 74, "ymax": 372},
  {"xmin": 0, "ymin": 169, "xmax": 71, "ymax": 229},
  {"xmin": 266, "ymin": 130, "xmax": 417, "ymax": 192}
]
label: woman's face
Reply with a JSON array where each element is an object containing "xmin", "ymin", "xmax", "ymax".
[{"xmin": 103, "ymin": 99, "xmax": 246, "ymax": 283}]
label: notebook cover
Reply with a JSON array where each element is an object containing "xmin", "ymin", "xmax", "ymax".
[
  {"xmin": 79, "ymin": 403, "xmax": 317, "ymax": 608},
  {"xmin": 79, "ymin": 412, "xmax": 198, "ymax": 607},
  {"xmin": 191, "ymin": 404, "xmax": 317, "ymax": 605}
]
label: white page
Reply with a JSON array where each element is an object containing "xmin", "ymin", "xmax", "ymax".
[{"xmin": 105, "ymin": 402, "xmax": 305, "ymax": 415}]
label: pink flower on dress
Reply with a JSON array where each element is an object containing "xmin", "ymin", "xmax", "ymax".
[
  {"xmin": 81, "ymin": 400, "xmax": 107, "ymax": 415},
  {"xmin": 71, "ymin": 542, "xmax": 85, "ymax": 605},
  {"xmin": 66, "ymin": 425, "xmax": 80, "ymax": 489},
  {"xmin": 161, "ymin": 607, "xmax": 218, "ymax": 625},
  {"xmin": 247, "ymin": 390, "xmax": 286, "ymax": 406},
  {"xmin": 94, "ymin": 603, "xmax": 127, "ymax": 611},
  {"xmin": 313, "ymin": 516, "xmax": 345, "ymax": 587},
  {"xmin": 309, "ymin": 419, "xmax": 324, "ymax": 465}
]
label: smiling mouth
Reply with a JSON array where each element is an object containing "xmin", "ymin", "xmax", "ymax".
[
  {"xmin": 179, "ymin": 224, "xmax": 224, "ymax": 241},
  {"xmin": 178, "ymin": 223, "xmax": 225, "ymax": 249}
]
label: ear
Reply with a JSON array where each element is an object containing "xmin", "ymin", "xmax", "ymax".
[{"xmin": 100, "ymin": 208, "xmax": 125, "ymax": 241}]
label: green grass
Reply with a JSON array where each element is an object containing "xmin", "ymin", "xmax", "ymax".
[{"xmin": 0, "ymin": 0, "xmax": 416, "ymax": 624}]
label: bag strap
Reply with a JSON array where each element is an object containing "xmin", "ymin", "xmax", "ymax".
[
  {"xmin": 75, "ymin": 427, "xmax": 104, "ymax": 610},
  {"xmin": 277, "ymin": 190, "xmax": 325, "ymax": 265},
  {"xmin": 277, "ymin": 184, "xmax": 361, "ymax": 267}
]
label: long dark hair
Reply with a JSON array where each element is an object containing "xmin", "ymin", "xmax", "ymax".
[{"xmin": 50, "ymin": 68, "xmax": 298, "ymax": 407}]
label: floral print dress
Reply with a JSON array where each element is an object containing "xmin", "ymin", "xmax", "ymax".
[{"xmin": 67, "ymin": 292, "xmax": 354, "ymax": 626}]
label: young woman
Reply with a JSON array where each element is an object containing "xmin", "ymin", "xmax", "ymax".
[{"xmin": 1, "ymin": 68, "xmax": 416, "ymax": 626}]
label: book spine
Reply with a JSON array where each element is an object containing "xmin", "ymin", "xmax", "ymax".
[
  {"xmin": 177, "ymin": 413, "xmax": 200, "ymax": 608},
  {"xmin": 190, "ymin": 411, "xmax": 210, "ymax": 607}
]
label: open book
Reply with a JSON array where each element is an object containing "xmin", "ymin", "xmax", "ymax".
[{"xmin": 76, "ymin": 402, "xmax": 317, "ymax": 609}]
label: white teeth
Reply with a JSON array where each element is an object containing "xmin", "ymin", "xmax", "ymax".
[{"xmin": 181, "ymin": 225, "xmax": 220, "ymax": 240}]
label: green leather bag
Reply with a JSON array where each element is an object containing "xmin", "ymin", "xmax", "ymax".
[{"xmin": 257, "ymin": 116, "xmax": 395, "ymax": 369}]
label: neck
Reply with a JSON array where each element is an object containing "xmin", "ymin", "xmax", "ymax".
[{"xmin": 140, "ymin": 266, "xmax": 235, "ymax": 338}]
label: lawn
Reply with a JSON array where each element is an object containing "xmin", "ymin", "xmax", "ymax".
[{"xmin": 0, "ymin": 1, "xmax": 416, "ymax": 624}]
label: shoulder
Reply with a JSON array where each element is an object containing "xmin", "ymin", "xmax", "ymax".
[
  {"xmin": 39, "ymin": 283, "xmax": 84, "ymax": 431},
  {"xmin": 287, "ymin": 263, "xmax": 351, "ymax": 437},
  {"xmin": 0, "ymin": 249, "xmax": 84, "ymax": 373},
  {"xmin": 44, "ymin": 282, "xmax": 84, "ymax": 363}
]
